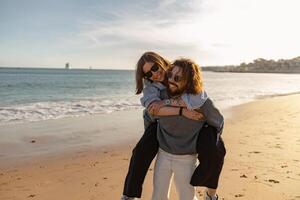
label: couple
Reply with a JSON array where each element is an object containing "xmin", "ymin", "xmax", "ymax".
[{"xmin": 121, "ymin": 52, "xmax": 226, "ymax": 200}]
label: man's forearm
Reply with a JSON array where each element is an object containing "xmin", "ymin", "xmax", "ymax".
[{"xmin": 152, "ymin": 106, "xmax": 180, "ymax": 116}]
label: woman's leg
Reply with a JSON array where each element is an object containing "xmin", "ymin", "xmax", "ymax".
[
  {"xmin": 205, "ymin": 137, "xmax": 226, "ymax": 190},
  {"xmin": 173, "ymin": 154, "xmax": 198, "ymax": 200},
  {"xmin": 123, "ymin": 122, "xmax": 159, "ymax": 198},
  {"xmin": 190, "ymin": 123, "xmax": 226, "ymax": 191},
  {"xmin": 151, "ymin": 149, "xmax": 173, "ymax": 200}
]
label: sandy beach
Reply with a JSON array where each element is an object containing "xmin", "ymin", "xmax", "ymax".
[{"xmin": 1, "ymin": 94, "xmax": 300, "ymax": 200}]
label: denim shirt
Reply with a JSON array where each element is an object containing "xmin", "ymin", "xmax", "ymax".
[
  {"xmin": 140, "ymin": 80, "xmax": 208, "ymax": 129},
  {"xmin": 140, "ymin": 80, "xmax": 208, "ymax": 109}
]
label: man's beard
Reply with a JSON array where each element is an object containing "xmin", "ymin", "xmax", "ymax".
[{"xmin": 167, "ymin": 82, "xmax": 185, "ymax": 97}]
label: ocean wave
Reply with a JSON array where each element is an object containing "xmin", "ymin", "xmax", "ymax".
[{"xmin": 0, "ymin": 97, "xmax": 142, "ymax": 125}]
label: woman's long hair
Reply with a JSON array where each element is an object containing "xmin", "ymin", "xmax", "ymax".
[{"xmin": 135, "ymin": 51, "xmax": 171, "ymax": 94}]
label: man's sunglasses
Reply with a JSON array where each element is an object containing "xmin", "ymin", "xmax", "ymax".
[
  {"xmin": 144, "ymin": 64, "xmax": 159, "ymax": 79},
  {"xmin": 167, "ymin": 71, "xmax": 183, "ymax": 82}
]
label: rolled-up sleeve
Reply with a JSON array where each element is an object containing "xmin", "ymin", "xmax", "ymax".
[
  {"xmin": 181, "ymin": 91, "xmax": 208, "ymax": 110},
  {"xmin": 140, "ymin": 85, "xmax": 161, "ymax": 108}
]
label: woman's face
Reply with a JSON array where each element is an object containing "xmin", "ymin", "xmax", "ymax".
[{"xmin": 142, "ymin": 62, "xmax": 165, "ymax": 82}]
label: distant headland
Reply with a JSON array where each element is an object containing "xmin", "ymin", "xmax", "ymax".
[{"xmin": 203, "ymin": 56, "xmax": 300, "ymax": 73}]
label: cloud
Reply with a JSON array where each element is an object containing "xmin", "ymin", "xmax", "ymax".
[{"xmin": 74, "ymin": 0, "xmax": 204, "ymax": 50}]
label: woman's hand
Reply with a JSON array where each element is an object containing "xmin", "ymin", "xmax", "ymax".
[
  {"xmin": 148, "ymin": 101, "xmax": 165, "ymax": 115},
  {"xmin": 182, "ymin": 108, "xmax": 204, "ymax": 121}
]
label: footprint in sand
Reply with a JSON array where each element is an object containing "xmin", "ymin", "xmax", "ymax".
[
  {"xmin": 249, "ymin": 151, "xmax": 261, "ymax": 154},
  {"xmin": 90, "ymin": 161, "xmax": 99, "ymax": 167},
  {"xmin": 235, "ymin": 194, "xmax": 244, "ymax": 197},
  {"xmin": 1, "ymin": 182, "xmax": 8, "ymax": 186},
  {"xmin": 240, "ymin": 174, "xmax": 248, "ymax": 178},
  {"xmin": 267, "ymin": 179, "xmax": 280, "ymax": 183}
]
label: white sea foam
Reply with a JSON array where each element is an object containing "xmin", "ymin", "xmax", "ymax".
[{"xmin": 0, "ymin": 96, "xmax": 142, "ymax": 125}]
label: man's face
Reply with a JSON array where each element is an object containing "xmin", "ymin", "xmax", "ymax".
[{"xmin": 167, "ymin": 66, "xmax": 186, "ymax": 96}]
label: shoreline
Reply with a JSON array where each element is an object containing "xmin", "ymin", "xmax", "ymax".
[
  {"xmin": 1, "ymin": 93, "xmax": 300, "ymax": 199},
  {"xmin": 1, "ymin": 91, "xmax": 300, "ymax": 166}
]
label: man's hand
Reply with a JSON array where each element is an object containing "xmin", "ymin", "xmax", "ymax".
[
  {"xmin": 182, "ymin": 108, "xmax": 204, "ymax": 121},
  {"xmin": 148, "ymin": 101, "xmax": 165, "ymax": 115},
  {"xmin": 170, "ymin": 97, "xmax": 186, "ymax": 107}
]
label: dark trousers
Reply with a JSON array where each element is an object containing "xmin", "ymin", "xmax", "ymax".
[
  {"xmin": 122, "ymin": 122, "xmax": 226, "ymax": 198},
  {"xmin": 123, "ymin": 122, "xmax": 159, "ymax": 198},
  {"xmin": 190, "ymin": 124, "xmax": 226, "ymax": 189}
]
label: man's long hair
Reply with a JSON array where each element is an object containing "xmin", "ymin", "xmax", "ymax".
[{"xmin": 171, "ymin": 58, "xmax": 204, "ymax": 94}]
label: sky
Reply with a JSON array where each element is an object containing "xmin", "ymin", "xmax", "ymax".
[{"xmin": 1, "ymin": 0, "xmax": 300, "ymax": 69}]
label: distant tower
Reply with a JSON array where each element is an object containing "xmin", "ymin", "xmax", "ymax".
[{"xmin": 65, "ymin": 63, "xmax": 70, "ymax": 69}]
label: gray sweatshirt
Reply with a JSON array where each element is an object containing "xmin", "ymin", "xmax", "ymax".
[
  {"xmin": 140, "ymin": 81, "xmax": 223, "ymax": 155},
  {"xmin": 157, "ymin": 97, "xmax": 224, "ymax": 155}
]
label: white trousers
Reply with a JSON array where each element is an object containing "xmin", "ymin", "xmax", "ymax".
[{"xmin": 151, "ymin": 149, "xmax": 198, "ymax": 200}]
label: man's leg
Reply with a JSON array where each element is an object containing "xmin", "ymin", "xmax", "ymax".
[
  {"xmin": 123, "ymin": 122, "xmax": 159, "ymax": 198},
  {"xmin": 173, "ymin": 154, "xmax": 198, "ymax": 200},
  {"xmin": 151, "ymin": 149, "xmax": 173, "ymax": 200}
]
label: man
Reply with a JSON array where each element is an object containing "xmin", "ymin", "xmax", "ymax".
[{"xmin": 149, "ymin": 58, "xmax": 225, "ymax": 200}]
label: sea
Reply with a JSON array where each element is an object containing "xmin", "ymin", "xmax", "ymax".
[{"xmin": 1, "ymin": 67, "xmax": 300, "ymax": 126}]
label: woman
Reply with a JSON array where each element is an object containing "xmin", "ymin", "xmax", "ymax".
[
  {"xmin": 137, "ymin": 52, "xmax": 206, "ymax": 129},
  {"xmin": 121, "ymin": 52, "xmax": 225, "ymax": 200}
]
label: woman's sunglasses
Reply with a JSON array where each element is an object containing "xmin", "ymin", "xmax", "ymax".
[
  {"xmin": 167, "ymin": 71, "xmax": 183, "ymax": 82},
  {"xmin": 144, "ymin": 64, "xmax": 159, "ymax": 79}
]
